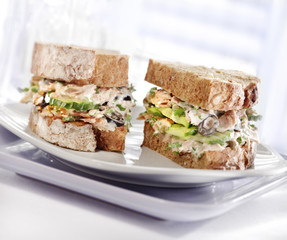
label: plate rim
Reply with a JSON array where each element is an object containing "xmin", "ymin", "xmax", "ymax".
[
  {"xmin": 1, "ymin": 102, "xmax": 287, "ymax": 182},
  {"xmin": 1, "ymin": 146, "xmax": 286, "ymax": 221}
]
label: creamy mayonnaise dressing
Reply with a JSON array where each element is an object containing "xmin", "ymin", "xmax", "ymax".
[
  {"xmin": 185, "ymin": 108, "xmax": 214, "ymax": 126},
  {"xmin": 175, "ymin": 138, "xmax": 226, "ymax": 158},
  {"xmin": 142, "ymin": 88, "xmax": 259, "ymax": 157},
  {"xmin": 145, "ymin": 88, "xmax": 245, "ymax": 131},
  {"xmin": 23, "ymin": 78, "xmax": 135, "ymax": 131}
]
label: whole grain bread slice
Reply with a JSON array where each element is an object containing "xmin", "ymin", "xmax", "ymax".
[
  {"xmin": 145, "ymin": 59, "xmax": 260, "ymax": 111},
  {"xmin": 142, "ymin": 122, "xmax": 256, "ymax": 170},
  {"xmin": 93, "ymin": 125, "xmax": 127, "ymax": 151},
  {"xmin": 31, "ymin": 42, "xmax": 129, "ymax": 87},
  {"xmin": 29, "ymin": 110, "xmax": 127, "ymax": 151}
]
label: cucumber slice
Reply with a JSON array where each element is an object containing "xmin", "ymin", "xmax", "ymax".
[
  {"xmin": 48, "ymin": 97, "xmax": 99, "ymax": 111},
  {"xmin": 159, "ymin": 107, "xmax": 189, "ymax": 127},
  {"xmin": 166, "ymin": 124, "xmax": 231, "ymax": 144}
]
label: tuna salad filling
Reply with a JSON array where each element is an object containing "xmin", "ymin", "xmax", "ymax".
[
  {"xmin": 138, "ymin": 87, "xmax": 261, "ymax": 158},
  {"xmin": 21, "ymin": 78, "xmax": 136, "ymax": 131}
]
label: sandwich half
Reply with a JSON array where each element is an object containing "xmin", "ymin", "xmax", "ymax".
[
  {"xmin": 21, "ymin": 42, "xmax": 135, "ymax": 152},
  {"xmin": 138, "ymin": 59, "xmax": 261, "ymax": 170}
]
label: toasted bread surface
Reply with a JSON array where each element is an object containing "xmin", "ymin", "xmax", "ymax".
[
  {"xmin": 31, "ymin": 42, "xmax": 129, "ymax": 87},
  {"xmin": 142, "ymin": 122, "xmax": 256, "ymax": 170},
  {"xmin": 145, "ymin": 59, "xmax": 260, "ymax": 111}
]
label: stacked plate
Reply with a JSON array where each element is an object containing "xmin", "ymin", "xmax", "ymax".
[{"xmin": 0, "ymin": 102, "xmax": 287, "ymax": 221}]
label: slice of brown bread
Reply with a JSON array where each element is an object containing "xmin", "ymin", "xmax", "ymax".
[
  {"xmin": 29, "ymin": 110, "xmax": 127, "ymax": 152},
  {"xmin": 142, "ymin": 122, "xmax": 256, "ymax": 170},
  {"xmin": 94, "ymin": 125, "xmax": 127, "ymax": 151},
  {"xmin": 145, "ymin": 59, "xmax": 260, "ymax": 111},
  {"xmin": 31, "ymin": 42, "xmax": 129, "ymax": 87}
]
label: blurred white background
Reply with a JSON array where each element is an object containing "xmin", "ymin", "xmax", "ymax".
[{"xmin": 0, "ymin": 0, "xmax": 286, "ymax": 154}]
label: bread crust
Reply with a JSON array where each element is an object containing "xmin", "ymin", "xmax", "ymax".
[
  {"xmin": 29, "ymin": 110, "xmax": 127, "ymax": 151},
  {"xmin": 31, "ymin": 42, "xmax": 129, "ymax": 87},
  {"xmin": 142, "ymin": 122, "xmax": 256, "ymax": 170},
  {"xmin": 145, "ymin": 59, "xmax": 260, "ymax": 111},
  {"xmin": 94, "ymin": 126, "xmax": 127, "ymax": 151}
]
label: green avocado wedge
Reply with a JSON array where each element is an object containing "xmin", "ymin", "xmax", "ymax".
[
  {"xmin": 147, "ymin": 107, "xmax": 164, "ymax": 117},
  {"xmin": 159, "ymin": 107, "xmax": 190, "ymax": 127},
  {"xmin": 166, "ymin": 124, "xmax": 232, "ymax": 144}
]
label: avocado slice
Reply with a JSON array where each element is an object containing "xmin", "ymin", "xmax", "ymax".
[
  {"xmin": 159, "ymin": 107, "xmax": 172, "ymax": 118},
  {"xmin": 166, "ymin": 124, "xmax": 231, "ymax": 144},
  {"xmin": 147, "ymin": 107, "xmax": 164, "ymax": 117},
  {"xmin": 166, "ymin": 124, "xmax": 196, "ymax": 140},
  {"xmin": 159, "ymin": 107, "xmax": 189, "ymax": 127}
]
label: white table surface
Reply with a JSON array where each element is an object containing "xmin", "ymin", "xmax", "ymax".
[{"xmin": 0, "ymin": 168, "xmax": 287, "ymax": 240}]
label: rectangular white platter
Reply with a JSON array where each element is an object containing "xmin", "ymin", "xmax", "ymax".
[{"xmin": 0, "ymin": 125, "xmax": 287, "ymax": 222}]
